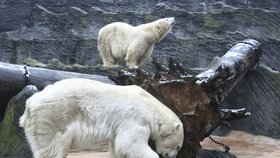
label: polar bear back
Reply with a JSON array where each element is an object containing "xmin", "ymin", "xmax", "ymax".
[{"xmin": 25, "ymin": 78, "xmax": 178, "ymax": 135}]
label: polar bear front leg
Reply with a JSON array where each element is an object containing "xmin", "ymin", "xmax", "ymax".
[
  {"xmin": 109, "ymin": 143, "xmax": 118, "ymax": 158},
  {"xmin": 137, "ymin": 44, "xmax": 154, "ymax": 66},
  {"xmin": 113, "ymin": 123, "xmax": 159, "ymax": 158},
  {"xmin": 125, "ymin": 51, "xmax": 139, "ymax": 69}
]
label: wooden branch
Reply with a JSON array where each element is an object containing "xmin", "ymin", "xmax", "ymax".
[
  {"xmin": 203, "ymin": 108, "xmax": 251, "ymax": 139},
  {"xmin": 220, "ymin": 108, "xmax": 251, "ymax": 121}
]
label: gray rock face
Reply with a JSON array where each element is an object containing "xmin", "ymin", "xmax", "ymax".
[{"xmin": 0, "ymin": 0, "xmax": 279, "ymax": 137}]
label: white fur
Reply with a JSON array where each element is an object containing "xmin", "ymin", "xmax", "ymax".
[
  {"xmin": 20, "ymin": 78, "xmax": 183, "ymax": 158},
  {"xmin": 98, "ymin": 17, "xmax": 175, "ymax": 69}
]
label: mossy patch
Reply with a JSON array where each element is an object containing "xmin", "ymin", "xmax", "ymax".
[
  {"xmin": 270, "ymin": 72, "xmax": 280, "ymax": 97},
  {"xmin": 48, "ymin": 58, "xmax": 64, "ymax": 69},
  {"xmin": 144, "ymin": 15, "xmax": 153, "ymax": 21},
  {"xmin": 260, "ymin": 65, "xmax": 280, "ymax": 97},
  {"xmin": 81, "ymin": 16, "xmax": 91, "ymax": 28},
  {"xmin": 203, "ymin": 14, "xmax": 224, "ymax": 29},
  {"xmin": 22, "ymin": 58, "xmax": 125, "ymax": 77},
  {"xmin": 23, "ymin": 58, "xmax": 46, "ymax": 67},
  {"xmin": 0, "ymin": 99, "xmax": 24, "ymax": 154}
]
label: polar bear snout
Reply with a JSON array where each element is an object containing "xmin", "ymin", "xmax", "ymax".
[
  {"xmin": 163, "ymin": 150, "xmax": 179, "ymax": 158},
  {"xmin": 166, "ymin": 17, "xmax": 175, "ymax": 25}
]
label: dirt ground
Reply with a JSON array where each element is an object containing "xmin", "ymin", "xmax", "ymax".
[
  {"xmin": 201, "ymin": 130, "xmax": 280, "ymax": 158},
  {"xmin": 67, "ymin": 130, "xmax": 280, "ymax": 158},
  {"xmin": 68, "ymin": 152, "xmax": 109, "ymax": 158}
]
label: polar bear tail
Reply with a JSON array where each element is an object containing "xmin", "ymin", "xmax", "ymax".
[
  {"xmin": 19, "ymin": 108, "xmax": 27, "ymax": 128},
  {"xmin": 19, "ymin": 101, "xmax": 30, "ymax": 128}
]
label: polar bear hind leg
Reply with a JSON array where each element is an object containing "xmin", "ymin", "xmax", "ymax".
[
  {"xmin": 27, "ymin": 129, "xmax": 72, "ymax": 158},
  {"xmin": 98, "ymin": 34, "xmax": 119, "ymax": 68},
  {"xmin": 99, "ymin": 46, "xmax": 119, "ymax": 68}
]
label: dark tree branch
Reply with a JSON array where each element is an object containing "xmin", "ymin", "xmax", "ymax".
[{"xmin": 220, "ymin": 108, "xmax": 251, "ymax": 121}]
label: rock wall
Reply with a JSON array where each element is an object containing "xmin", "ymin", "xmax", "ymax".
[{"xmin": 0, "ymin": 0, "xmax": 279, "ymax": 138}]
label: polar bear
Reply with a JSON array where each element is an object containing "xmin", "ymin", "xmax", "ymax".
[
  {"xmin": 19, "ymin": 78, "xmax": 184, "ymax": 158},
  {"xmin": 98, "ymin": 17, "xmax": 175, "ymax": 69}
]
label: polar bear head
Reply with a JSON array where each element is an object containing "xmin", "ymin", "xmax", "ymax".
[
  {"xmin": 154, "ymin": 121, "xmax": 184, "ymax": 158},
  {"xmin": 139, "ymin": 17, "xmax": 175, "ymax": 43},
  {"xmin": 154, "ymin": 17, "xmax": 175, "ymax": 42}
]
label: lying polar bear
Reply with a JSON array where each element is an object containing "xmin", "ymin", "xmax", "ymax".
[
  {"xmin": 98, "ymin": 17, "xmax": 175, "ymax": 69},
  {"xmin": 20, "ymin": 78, "xmax": 184, "ymax": 158}
]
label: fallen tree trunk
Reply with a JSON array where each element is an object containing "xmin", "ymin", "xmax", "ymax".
[
  {"xmin": 110, "ymin": 39, "xmax": 262, "ymax": 158},
  {"xmin": 0, "ymin": 63, "xmax": 113, "ymax": 120}
]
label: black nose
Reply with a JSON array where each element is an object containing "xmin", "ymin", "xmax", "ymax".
[{"xmin": 164, "ymin": 153, "xmax": 169, "ymax": 158}]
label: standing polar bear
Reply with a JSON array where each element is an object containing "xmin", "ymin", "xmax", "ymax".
[
  {"xmin": 20, "ymin": 78, "xmax": 184, "ymax": 158},
  {"xmin": 98, "ymin": 17, "xmax": 175, "ymax": 69}
]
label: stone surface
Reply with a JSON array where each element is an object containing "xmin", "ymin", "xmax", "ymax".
[{"xmin": 0, "ymin": 0, "xmax": 279, "ymax": 143}]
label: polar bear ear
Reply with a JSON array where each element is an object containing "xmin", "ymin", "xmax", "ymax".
[
  {"xmin": 156, "ymin": 22, "xmax": 161, "ymax": 30},
  {"xmin": 173, "ymin": 122, "xmax": 181, "ymax": 130},
  {"xmin": 159, "ymin": 123, "xmax": 175, "ymax": 137}
]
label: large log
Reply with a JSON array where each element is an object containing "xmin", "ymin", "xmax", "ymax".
[
  {"xmin": 196, "ymin": 39, "xmax": 262, "ymax": 104},
  {"xmin": 0, "ymin": 63, "xmax": 113, "ymax": 120}
]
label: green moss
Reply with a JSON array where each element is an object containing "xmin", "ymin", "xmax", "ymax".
[
  {"xmin": 144, "ymin": 15, "xmax": 153, "ymax": 21},
  {"xmin": 23, "ymin": 58, "xmax": 125, "ymax": 77},
  {"xmin": 0, "ymin": 99, "xmax": 23, "ymax": 153},
  {"xmin": 108, "ymin": 16, "xmax": 115, "ymax": 22},
  {"xmin": 203, "ymin": 15, "xmax": 224, "ymax": 28},
  {"xmin": 63, "ymin": 63, "xmax": 86, "ymax": 72},
  {"xmin": 89, "ymin": 64, "xmax": 120, "ymax": 76},
  {"xmin": 270, "ymin": 73, "xmax": 280, "ymax": 96},
  {"xmin": 11, "ymin": 41, "xmax": 18, "ymax": 64},
  {"xmin": 81, "ymin": 17, "xmax": 91, "ymax": 28},
  {"xmin": 23, "ymin": 58, "xmax": 46, "ymax": 67},
  {"xmin": 261, "ymin": 66, "xmax": 280, "ymax": 97},
  {"xmin": 48, "ymin": 58, "xmax": 64, "ymax": 69}
]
